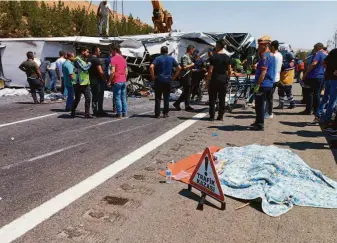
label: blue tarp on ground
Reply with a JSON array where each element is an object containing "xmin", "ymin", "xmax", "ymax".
[{"xmin": 215, "ymin": 144, "xmax": 337, "ymax": 217}]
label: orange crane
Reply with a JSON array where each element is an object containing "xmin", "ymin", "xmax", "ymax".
[{"xmin": 151, "ymin": 0, "xmax": 173, "ymax": 33}]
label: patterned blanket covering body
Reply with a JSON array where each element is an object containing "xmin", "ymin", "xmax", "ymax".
[{"xmin": 214, "ymin": 145, "xmax": 337, "ymax": 216}]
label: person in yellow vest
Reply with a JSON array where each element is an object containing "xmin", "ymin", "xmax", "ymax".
[
  {"xmin": 275, "ymin": 51, "xmax": 296, "ymax": 109},
  {"xmin": 71, "ymin": 47, "xmax": 92, "ymax": 118}
]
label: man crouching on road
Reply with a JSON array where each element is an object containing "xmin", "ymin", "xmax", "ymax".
[
  {"xmin": 150, "ymin": 46, "xmax": 181, "ymax": 118},
  {"xmin": 250, "ymin": 36, "xmax": 276, "ymax": 131}
]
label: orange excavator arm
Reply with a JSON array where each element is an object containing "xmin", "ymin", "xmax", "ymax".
[{"xmin": 151, "ymin": 0, "xmax": 173, "ymax": 33}]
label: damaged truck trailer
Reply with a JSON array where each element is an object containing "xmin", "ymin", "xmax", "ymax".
[{"xmin": 0, "ymin": 32, "xmax": 256, "ymax": 90}]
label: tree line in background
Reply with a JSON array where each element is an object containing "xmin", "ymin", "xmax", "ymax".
[
  {"xmin": 327, "ymin": 29, "xmax": 337, "ymax": 51},
  {"xmin": 295, "ymin": 28, "xmax": 337, "ymax": 61},
  {"xmin": 0, "ymin": 1, "xmax": 154, "ymax": 38}
]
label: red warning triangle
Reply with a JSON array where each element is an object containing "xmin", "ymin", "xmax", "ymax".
[{"xmin": 189, "ymin": 147, "xmax": 224, "ymax": 202}]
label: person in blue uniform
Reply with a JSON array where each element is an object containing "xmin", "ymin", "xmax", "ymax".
[{"xmin": 250, "ymin": 36, "xmax": 276, "ymax": 131}]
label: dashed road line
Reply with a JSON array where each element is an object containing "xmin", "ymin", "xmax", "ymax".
[{"xmin": 0, "ymin": 113, "xmax": 57, "ymax": 128}]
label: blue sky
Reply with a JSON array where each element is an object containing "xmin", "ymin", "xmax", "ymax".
[{"xmin": 95, "ymin": 1, "xmax": 337, "ymax": 49}]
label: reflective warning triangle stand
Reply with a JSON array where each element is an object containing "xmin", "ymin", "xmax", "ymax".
[{"xmin": 188, "ymin": 147, "xmax": 226, "ymax": 211}]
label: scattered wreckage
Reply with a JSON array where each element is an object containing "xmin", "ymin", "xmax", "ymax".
[{"xmin": 0, "ymin": 32, "xmax": 256, "ymax": 96}]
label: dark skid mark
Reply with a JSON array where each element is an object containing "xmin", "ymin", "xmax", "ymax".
[
  {"xmin": 133, "ymin": 174, "xmax": 146, "ymax": 180},
  {"xmin": 103, "ymin": 196, "xmax": 129, "ymax": 206},
  {"xmin": 155, "ymin": 159, "xmax": 166, "ymax": 164},
  {"xmin": 119, "ymin": 183, "xmax": 154, "ymax": 195},
  {"xmin": 88, "ymin": 211, "xmax": 104, "ymax": 219},
  {"xmin": 170, "ymin": 147, "xmax": 180, "ymax": 151},
  {"xmin": 144, "ymin": 166, "xmax": 156, "ymax": 171},
  {"xmin": 61, "ymin": 226, "xmax": 89, "ymax": 239}
]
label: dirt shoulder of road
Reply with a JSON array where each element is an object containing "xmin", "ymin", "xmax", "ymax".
[{"xmin": 17, "ymin": 84, "xmax": 337, "ymax": 243}]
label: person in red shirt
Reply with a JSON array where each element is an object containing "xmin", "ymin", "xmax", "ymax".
[{"xmin": 108, "ymin": 43, "xmax": 128, "ymax": 119}]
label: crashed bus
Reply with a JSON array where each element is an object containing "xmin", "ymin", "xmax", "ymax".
[{"xmin": 0, "ymin": 32, "xmax": 256, "ymax": 92}]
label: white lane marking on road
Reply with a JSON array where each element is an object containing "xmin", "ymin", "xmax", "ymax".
[
  {"xmin": 0, "ymin": 112, "xmax": 207, "ymax": 243},
  {"xmin": 137, "ymin": 110, "xmax": 153, "ymax": 115},
  {"xmin": 0, "ymin": 106, "xmax": 153, "ymax": 130},
  {"xmin": 1, "ymin": 143, "xmax": 86, "ymax": 170},
  {"xmin": 1, "ymin": 114, "xmax": 155, "ymax": 171},
  {"xmin": 0, "ymin": 113, "xmax": 57, "ymax": 128}
]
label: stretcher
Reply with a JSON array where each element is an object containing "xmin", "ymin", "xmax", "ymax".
[
  {"xmin": 226, "ymin": 74, "xmax": 255, "ymax": 112},
  {"xmin": 199, "ymin": 74, "xmax": 255, "ymax": 112}
]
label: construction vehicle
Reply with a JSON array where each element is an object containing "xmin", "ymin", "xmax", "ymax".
[{"xmin": 151, "ymin": 0, "xmax": 173, "ymax": 33}]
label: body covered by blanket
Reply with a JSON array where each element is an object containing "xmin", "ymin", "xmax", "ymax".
[{"xmin": 214, "ymin": 144, "xmax": 337, "ymax": 217}]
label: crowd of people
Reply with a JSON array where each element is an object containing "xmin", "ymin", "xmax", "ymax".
[
  {"xmin": 150, "ymin": 35, "xmax": 337, "ymax": 133},
  {"xmin": 19, "ymin": 43, "xmax": 128, "ymax": 119},
  {"xmin": 18, "ymin": 36, "xmax": 337, "ymax": 131}
]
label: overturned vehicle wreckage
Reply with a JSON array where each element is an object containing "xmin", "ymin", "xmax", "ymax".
[
  {"xmin": 117, "ymin": 32, "xmax": 257, "ymax": 94},
  {"xmin": 0, "ymin": 32, "xmax": 256, "ymax": 93}
]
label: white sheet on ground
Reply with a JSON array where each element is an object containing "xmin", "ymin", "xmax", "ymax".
[
  {"xmin": 215, "ymin": 144, "xmax": 337, "ymax": 217},
  {"xmin": 0, "ymin": 88, "xmax": 29, "ymax": 97}
]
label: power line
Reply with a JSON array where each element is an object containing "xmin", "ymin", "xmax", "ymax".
[
  {"xmin": 122, "ymin": 0, "xmax": 124, "ymax": 33},
  {"xmin": 112, "ymin": 0, "xmax": 119, "ymax": 37}
]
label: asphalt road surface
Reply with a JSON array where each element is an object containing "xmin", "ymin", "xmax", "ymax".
[{"xmin": 1, "ymin": 85, "xmax": 337, "ymax": 243}]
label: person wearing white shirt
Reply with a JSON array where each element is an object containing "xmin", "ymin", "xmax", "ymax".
[
  {"xmin": 265, "ymin": 40, "xmax": 283, "ymax": 119},
  {"xmin": 33, "ymin": 53, "xmax": 41, "ymax": 68},
  {"xmin": 272, "ymin": 41, "xmax": 283, "ymax": 83},
  {"xmin": 97, "ymin": 1, "xmax": 113, "ymax": 36},
  {"xmin": 47, "ymin": 61, "xmax": 57, "ymax": 92},
  {"xmin": 56, "ymin": 51, "xmax": 67, "ymax": 95}
]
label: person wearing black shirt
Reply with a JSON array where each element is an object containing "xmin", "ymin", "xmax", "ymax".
[
  {"xmin": 88, "ymin": 46, "xmax": 108, "ymax": 117},
  {"xmin": 191, "ymin": 50, "xmax": 207, "ymax": 103},
  {"xmin": 205, "ymin": 40, "xmax": 232, "ymax": 121},
  {"xmin": 319, "ymin": 49, "xmax": 337, "ymax": 135}
]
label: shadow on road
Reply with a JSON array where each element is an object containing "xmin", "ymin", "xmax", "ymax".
[
  {"xmin": 225, "ymin": 195, "xmax": 264, "ymax": 213},
  {"xmin": 322, "ymin": 135, "xmax": 337, "ymax": 164},
  {"xmin": 274, "ymin": 111, "xmax": 307, "ymax": 116},
  {"xmin": 50, "ymin": 108, "xmax": 67, "ymax": 112},
  {"xmin": 226, "ymin": 115, "xmax": 255, "ymax": 119},
  {"xmin": 178, "ymin": 189, "xmax": 222, "ymax": 210},
  {"xmin": 130, "ymin": 114, "xmax": 156, "ymax": 119},
  {"xmin": 280, "ymin": 121, "xmax": 337, "ymax": 163},
  {"xmin": 208, "ymin": 125, "xmax": 249, "ymax": 131},
  {"xmin": 179, "ymin": 189, "xmax": 265, "ymax": 213},
  {"xmin": 279, "ymin": 121, "xmax": 308, "ymax": 127},
  {"xmin": 15, "ymin": 101, "xmax": 35, "ymax": 104},
  {"xmin": 274, "ymin": 141, "xmax": 329, "ymax": 151},
  {"xmin": 177, "ymin": 116, "xmax": 210, "ymax": 121},
  {"xmin": 230, "ymin": 110, "xmax": 255, "ymax": 115},
  {"xmin": 281, "ymin": 130, "xmax": 323, "ymax": 138},
  {"xmin": 57, "ymin": 114, "xmax": 76, "ymax": 119}
]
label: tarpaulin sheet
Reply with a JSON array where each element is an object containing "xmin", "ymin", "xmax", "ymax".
[{"xmin": 215, "ymin": 144, "xmax": 337, "ymax": 217}]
